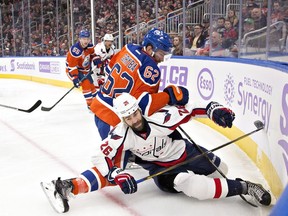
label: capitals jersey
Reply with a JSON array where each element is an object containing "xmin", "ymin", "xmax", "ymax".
[
  {"xmin": 92, "ymin": 101, "xmax": 208, "ymax": 176},
  {"xmin": 90, "ymin": 43, "xmax": 169, "ymax": 127},
  {"xmin": 66, "ymin": 42, "xmax": 95, "ymax": 78},
  {"xmin": 93, "ymin": 41, "xmax": 115, "ymax": 72}
]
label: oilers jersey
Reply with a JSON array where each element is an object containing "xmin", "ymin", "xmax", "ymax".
[
  {"xmin": 66, "ymin": 42, "xmax": 95, "ymax": 78},
  {"xmin": 90, "ymin": 43, "xmax": 170, "ymax": 127}
]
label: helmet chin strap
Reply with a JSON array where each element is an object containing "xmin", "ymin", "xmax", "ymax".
[{"xmin": 143, "ymin": 46, "xmax": 155, "ymax": 57}]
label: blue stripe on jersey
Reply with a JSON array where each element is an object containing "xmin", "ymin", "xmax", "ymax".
[
  {"xmin": 138, "ymin": 93, "xmax": 150, "ymax": 115},
  {"xmin": 97, "ymin": 91, "xmax": 114, "ymax": 107},
  {"xmin": 81, "ymin": 169, "xmax": 99, "ymax": 191}
]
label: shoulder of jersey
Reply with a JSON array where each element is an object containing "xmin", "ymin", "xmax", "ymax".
[
  {"xmin": 126, "ymin": 44, "xmax": 157, "ymax": 67},
  {"xmin": 69, "ymin": 42, "xmax": 83, "ymax": 57},
  {"xmin": 70, "ymin": 43, "xmax": 94, "ymax": 57},
  {"xmin": 87, "ymin": 43, "xmax": 94, "ymax": 49},
  {"xmin": 108, "ymin": 123, "xmax": 128, "ymax": 140},
  {"xmin": 147, "ymin": 104, "xmax": 194, "ymax": 126},
  {"xmin": 94, "ymin": 42, "xmax": 105, "ymax": 52}
]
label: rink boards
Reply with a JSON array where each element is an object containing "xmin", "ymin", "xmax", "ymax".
[{"xmin": 0, "ymin": 55, "xmax": 287, "ymax": 201}]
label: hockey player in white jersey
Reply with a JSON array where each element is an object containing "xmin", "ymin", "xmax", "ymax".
[
  {"xmin": 92, "ymin": 33, "xmax": 115, "ymax": 88},
  {"xmin": 41, "ymin": 93, "xmax": 271, "ymax": 213}
]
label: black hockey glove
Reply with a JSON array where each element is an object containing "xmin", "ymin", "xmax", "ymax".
[
  {"xmin": 72, "ymin": 76, "xmax": 80, "ymax": 88},
  {"xmin": 206, "ymin": 101, "xmax": 235, "ymax": 128}
]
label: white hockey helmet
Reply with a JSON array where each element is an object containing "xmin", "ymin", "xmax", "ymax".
[
  {"xmin": 114, "ymin": 93, "xmax": 139, "ymax": 118},
  {"xmin": 103, "ymin": 34, "xmax": 114, "ymax": 41}
]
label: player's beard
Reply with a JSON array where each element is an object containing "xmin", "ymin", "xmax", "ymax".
[{"xmin": 130, "ymin": 117, "xmax": 145, "ymax": 132}]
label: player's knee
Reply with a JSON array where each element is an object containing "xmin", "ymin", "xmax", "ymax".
[
  {"xmin": 218, "ymin": 160, "xmax": 228, "ymax": 175},
  {"xmin": 208, "ymin": 160, "xmax": 228, "ymax": 178},
  {"xmin": 174, "ymin": 172, "xmax": 228, "ymax": 200},
  {"xmin": 154, "ymin": 174, "xmax": 180, "ymax": 193}
]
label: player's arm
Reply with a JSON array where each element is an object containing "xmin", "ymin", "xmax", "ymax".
[
  {"xmin": 91, "ymin": 133, "xmax": 137, "ymax": 194},
  {"xmin": 136, "ymin": 87, "xmax": 189, "ymax": 117},
  {"xmin": 92, "ymin": 44, "xmax": 112, "ymax": 70},
  {"xmin": 137, "ymin": 64, "xmax": 189, "ymax": 116},
  {"xmin": 176, "ymin": 100, "xmax": 235, "ymax": 128},
  {"xmin": 66, "ymin": 51, "xmax": 81, "ymax": 87}
]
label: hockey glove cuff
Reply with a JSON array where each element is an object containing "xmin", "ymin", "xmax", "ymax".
[
  {"xmin": 163, "ymin": 85, "xmax": 189, "ymax": 105},
  {"xmin": 206, "ymin": 101, "xmax": 235, "ymax": 128},
  {"xmin": 107, "ymin": 166, "xmax": 137, "ymax": 194}
]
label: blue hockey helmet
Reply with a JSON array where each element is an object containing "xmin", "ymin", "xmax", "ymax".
[
  {"xmin": 142, "ymin": 28, "xmax": 172, "ymax": 52},
  {"xmin": 79, "ymin": 29, "xmax": 90, "ymax": 38}
]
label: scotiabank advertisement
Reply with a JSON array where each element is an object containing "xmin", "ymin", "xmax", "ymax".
[{"xmin": 0, "ymin": 57, "xmax": 68, "ymax": 81}]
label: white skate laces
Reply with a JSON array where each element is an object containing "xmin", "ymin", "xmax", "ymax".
[{"xmin": 245, "ymin": 180, "xmax": 271, "ymax": 206}]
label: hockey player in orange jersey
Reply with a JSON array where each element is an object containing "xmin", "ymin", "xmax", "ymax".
[
  {"xmin": 90, "ymin": 28, "xmax": 189, "ymax": 140},
  {"xmin": 66, "ymin": 29, "xmax": 97, "ymax": 107}
]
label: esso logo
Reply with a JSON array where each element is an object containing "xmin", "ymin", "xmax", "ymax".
[{"xmin": 197, "ymin": 68, "xmax": 214, "ymax": 100}]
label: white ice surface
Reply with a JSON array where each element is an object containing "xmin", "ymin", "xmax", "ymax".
[{"xmin": 0, "ymin": 79, "xmax": 273, "ymax": 216}]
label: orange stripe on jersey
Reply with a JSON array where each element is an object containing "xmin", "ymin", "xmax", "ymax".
[
  {"xmin": 72, "ymin": 178, "xmax": 88, "ymax": 195},
  {"xmin": 91, "ymin": 167, "xmax": 113, "ymax": 188}
]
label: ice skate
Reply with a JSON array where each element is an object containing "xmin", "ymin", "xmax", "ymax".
[
  {"xmin": 126, "ymin": 153, "xmax": 142, "ymax": 170},
  {"xmin": 40, "ymin": 177, "xmax": 74, "ymax": 213},
  {"xmin": 238, "ymin": 178, "xmax": 271, "ymax": 206},
  {"xmin": 245, "ymin": 180, "xmax": 271, "ymax": 206}
]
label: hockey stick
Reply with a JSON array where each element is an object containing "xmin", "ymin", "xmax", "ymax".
[
  {"xmin": 41, "ymin": 71, "xmax": 92, "ymax": 111},
  {"xmin": 178, "ymin": 122, "xmax": 262, "ymax": 207},
  {"xmin": 0, "ymin": 100, "xmax": 42, "ymax": 113},
  {"xmin": 136, "ymin": 120, "xmax": 264, "ymax": 184}
]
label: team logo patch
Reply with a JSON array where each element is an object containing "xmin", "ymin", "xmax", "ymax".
[
  {"xmin": 158, "ymin": 109, "xmax": 171, "ymax": 124},
  {"xmin": 109, "ymin": 128, "xmax": 123, "ymax": 140}
]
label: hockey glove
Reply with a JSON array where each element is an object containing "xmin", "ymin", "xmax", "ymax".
[
  {"xmin": 107, "ymin": 166, "xmax": 137, "ymax": 194},
  {"xmin": 97, "ymin": 76, "xmax": 105, "ymax": 86},
  {"xmin": 72, "ymin": 76, "xmax": 80, "ymax": 88},
  {"xmin": 206, "ymin": 101, "xmax": 235, "ymax": 128},
  {"xmin": 163, "ymin": 85, "xmax": 189, "ymax": 106}
]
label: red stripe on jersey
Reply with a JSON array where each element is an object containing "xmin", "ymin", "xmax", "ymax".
[
  {"xmin": 191, "ymin": 108, "xmax": 206, "ymax": 117},
  {"xmin": 214, "ymin": 178, "xmax": 222, "ymax": 198},
  {"xmin": 170, "ymin": 114, "xmax": 192, "ymax": 131},
  {"xmin": 113, "ymin": 143, "xmax": 125, "ymax": 167},
  {"xmin": 169, "ymin": 108, "xmax": 207, "ymax": 131}
]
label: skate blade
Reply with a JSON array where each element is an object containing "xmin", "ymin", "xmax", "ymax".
[
  {"xmin": 40, "ymin": 182, "xmax": 69, "ymax": 213},
  {"xmin": 126, "ymin": 162, "xmax": 142, "ymax": 170},
  {"xmin": 240, "ymin": 194, "xmax": 258, "ymax": 207}
]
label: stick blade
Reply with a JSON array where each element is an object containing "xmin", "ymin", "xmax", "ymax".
[
  {"xmin": 19, "ymin": 100, "xmax": 42, "ymax": 113},
  {"xmin": 254, "ymin": 120, "xmax": 264, "ymax": 129},
  {"xmin": 41, "ymin": 106, "xmax": 53, "ymax": 112}
]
